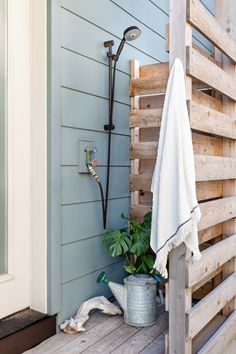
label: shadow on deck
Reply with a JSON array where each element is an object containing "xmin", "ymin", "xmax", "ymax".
[{"xmin": 24, "ymin": 306, "xmax": 168, "ymax": 354}]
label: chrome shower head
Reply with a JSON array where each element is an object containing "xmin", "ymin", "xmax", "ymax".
[{"xmin": 123, "ymin": 26, "xmax": 141, "ymax": 41}]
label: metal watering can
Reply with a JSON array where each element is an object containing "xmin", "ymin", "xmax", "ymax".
[{"xmin": 97, "ymin": 272, "xmax": 158, "ymax": 327}]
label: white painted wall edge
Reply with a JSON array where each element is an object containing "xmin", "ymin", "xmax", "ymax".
[{"xmin": 30, "ymin": 0, "xmax": 47, "ymax": 313}]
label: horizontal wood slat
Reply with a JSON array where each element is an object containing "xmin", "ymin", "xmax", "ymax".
[
  {"xmin": 198, "ymin": 224, "xmax": 223, "ymax": 245},
  {"xmin": 129, "ymin": 174, "xmax": 222, "ymax": 201},
  {"xmin": 187, "ymin": 46, "xmax": 236, "ymax": 100},
  {"xmin": 195, "ymin": 155, "xmax": 236, "ymax": 181},
  {"xmin": 130, "ymin": 76, "xmax": 168, "ymax": 96},
  {"xmin": 189, "ymin": 100, "xmax": 236, "ymax": 139},
  {"xmin": 187, "ymin": 272, "xmax": 236, "ymax": 339},
  {"xmin": 129, "ymin": 109, "xmax": 162, "ymax": 128},
  {"xmin": 186, "ymin": 233, "xmax": 236, "ymax": 288},
  {"xmin": 198, "ymin": 196, "xmax": 236, "ymax": 231},
  {"xmin": 139, "ymin": 62, "xmax": 169, "ymax": 78},
  {"xmin": 139, "ymin": 95, "xmax": 165, "ymax": 110},
  {"xmin": 130, "ymin": 205, "xmax": 151, "ymax": 222},
  {"xmin": 130, "ymin": 142, "xmax": 157, "ymax": 160},
  {"xmin": 131, "ymin": 196, "xmax": 236, "ymax": 229},
  {"xmin": 192, "ymin": 314, "xmax": 226, "ymax": 354},
  {"xmin": 192, "ymin": 90, "xmax": 223, "ymax": 112},
  {"xmin": 130, "ymin": 137, "xmax": 223, "ymax": 161},
  {"xmin": 191, "ymin": 266, "xmax": 223, "ymax": 294},
  {"xmin": 187, "ymin": 0, "xmax": 236, "ymax": 63},
  {"xmin": 198, "ymin": 310, "xmax": 236, "ymax": 354},
  {"xmin": 196, "ymin": 181, "xmax": 222, "ymax": 201},
  {"xmin": 130, "ymin": 100, "xmax": 233, "ymax": 141}
]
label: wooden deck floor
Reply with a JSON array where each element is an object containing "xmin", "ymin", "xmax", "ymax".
[{"xmin": 24, "ymin": 309, "xmax": 168, "ymax": 354}]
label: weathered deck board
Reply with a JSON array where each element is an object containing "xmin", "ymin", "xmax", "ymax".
[
  {"xmin": 23, "ymin": 311, "xmax": 109, "ymax": 353},
  {"xmin": 23, "ymin": 311, "xmax": 168, "ymax": 354},
  {"xmin": 55, "ymin": 316, "xmax": 124, "ymax": 353},
  {"xmin": 112, "ymin": 312, "xmax": 168, "ymax": 354},
  {"xmin": 139, "ymin": 333, "xmax": 165, "ymax": 354}
]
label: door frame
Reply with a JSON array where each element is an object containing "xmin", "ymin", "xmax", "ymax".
[
  {"xmin": 30, "ymin": 0, "xmax": 48, "ymax": 313},
  {"xmin": 0, "ymin": 0, "xmax": 47, "ymax": 318}
]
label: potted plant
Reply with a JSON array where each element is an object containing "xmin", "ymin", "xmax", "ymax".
[
  {"xmin": 97, "ymin": 212, "xmax": 162, "ymax": 327},
  {"xmin": 102, "ymin": 212, "xmax": 155, "ymax": 275}
]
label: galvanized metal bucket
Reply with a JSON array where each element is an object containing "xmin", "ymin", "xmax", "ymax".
[{"xmin": 124, "ymin": 274, "xmax": 157, "ymax": 327}]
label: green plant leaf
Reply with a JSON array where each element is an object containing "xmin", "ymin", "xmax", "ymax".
[
  {"xmin": 124, "ymin": 264, "xmax": 136, "ymax": 274},
  {"xmin": 142, "ymin": 254, "xmax": 154, "ymax": 270},
  {"xmin": 102, "ymin": 229, "xmax": 132, "ymax": 257},
  {"xmin": 130, "ymin": 231, "xmax": 150, "ymax": 256}
]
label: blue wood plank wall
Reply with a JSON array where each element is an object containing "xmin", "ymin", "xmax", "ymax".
[{"xmin": 48, "ymin": 0, "xmax": 215, "ymax": 323}]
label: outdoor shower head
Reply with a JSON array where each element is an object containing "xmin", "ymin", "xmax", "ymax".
[
  {"xmin": 115, "ymin": 25, "xmax": 141, "ymax": 60},
  {"xmin": 123, "ymin": 26, "xmax": 141, "ymax": 41}
]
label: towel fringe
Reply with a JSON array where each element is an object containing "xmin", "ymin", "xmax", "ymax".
[{"xmin": 153, "ymin": 207, "xmax": 201, "ymax": 278}]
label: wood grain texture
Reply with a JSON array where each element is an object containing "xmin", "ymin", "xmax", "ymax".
[
  {"xmin": 112, "ymin": 312, "xmax": 168, "ymax": 354},
  {"xmin": 192, "ymin": 89, "xmax": 222, "ymax": 112},
  {"xmin": 187, "ymin": 46, "xmax": 236, "ymax": 100},
  {"xmin": 197, "ymin": 310, "xmax": 236, "ymax": 354},
  {"xmin": 198, "ymin": 196, "xmax": 236, "ymax": 231},
  {"xmin": 189, "ymin": 100, "xmax": 236, "ymax": 139},
  {"xmin": 129, "ymin": 108, "xmax": 162, "ymax": 128},
  {"xmin": 139, "ymin": 62, "xmax": 169, "ymax": 78},
  {"xmin": 187, "ymin": 0, "xmax": 236, "ymax": 63},
  {"xmin": 130, "ymin": 137, "xmax": 223, "ymax": 160},
  {"xmin": 198, "ymin": 224, "xmax": 223, "ymax": 245},
  {"xmin": 195, "ymin": 155, "xmax": 236, "ymax": 181},
  {"xmin": 129, "ymin": 174, "xmax": 222, "ymax": 201},
  {"xmin": 215, "ymin": 0, "xmax": 236, "ymax": 318},
  {"xmin": 192, "ymin": 314, "xmax": 226, "ymax": 354},
  {"xmin": 130, "ymin": 76, "xmax": 168, "ymax": 97},
  {"xmin": 186, "ymin": 233, "xmax": 236, "ymax": 288},
  {"xmin": 187, "ymin": 272, "xmax": 236, "ymax": 339}
]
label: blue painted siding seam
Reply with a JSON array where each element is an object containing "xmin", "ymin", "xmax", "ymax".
[
  {"xmin": 61, "ymin": 233, "xmax": 104, "ymax": 246},
  {"xmin": 60, "ymin": 125, "xmax": 131, "ymax": 138},
  {"xmin": 148, "ymin": 0, "xmax": 168, "ymax": 16},
  {"xmin": 61, "ymin": 46, "xmax": 130, "ymax": 77},
  {"xmin": 61, "ymin": 6, "xmax": 162, "ymax": 63},
  {"xmin": 61, "ymin": 196, "xmax": 131, "ymax": 207},
  {"xmin": 61, "ymin": 86, "xmax": 131, "ymax": 108},
  {"xmin": 61, "ymin": 260, "xmax": 123, "ymax": 286},
  {"xmin": 61, "ymin": 164, "xmax": 131, "ymax": 168},
  {"xmin": 110, "ymin": 0, "xmax": 166, "ymax": 40}
]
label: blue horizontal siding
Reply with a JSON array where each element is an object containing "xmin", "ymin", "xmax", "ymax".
[
  {"xmin": 62, "ymin": 198, "xmax": 129, "ymax": 244},
  {"xmin": 61, "ymin": 88, "xmax": 130, "ymax": 135},
  {"xmin": 61, "ymin": 128, "xmax": 130, "ymax": 166},
  {"xmin": 62, "ymin": 166, "xmax": 130, "ymax": 205},
  {"xmin": 58, "ymin": 263, "xmax": 126, "ymax": 324}
]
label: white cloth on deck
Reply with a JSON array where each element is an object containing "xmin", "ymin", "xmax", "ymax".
[{"xmin": 150, "ymin": 58, "xmax": 201, "ymax": 278}]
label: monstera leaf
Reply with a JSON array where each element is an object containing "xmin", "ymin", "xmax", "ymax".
[
  {"xmin": 142, "ymin": 212, "xmax": 152, "ymax": 231},
  {"xmin": 135, "ymin": 255, "xmax": 155, "ymax": 274},
  {"xmin": 102, "ymin": 229, "xmax": 132, "ymax": 257},
  {"xmin": 130, "ymin": 230, "xmax": 150, "ymax": 256}
]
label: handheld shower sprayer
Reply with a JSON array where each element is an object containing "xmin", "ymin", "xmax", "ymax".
[{"xmin": 88, "ymin": 26, "xmax": 141, "ymax": 229}]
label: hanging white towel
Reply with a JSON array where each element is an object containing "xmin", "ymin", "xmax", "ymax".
[{"xmin": 150, "ymin": 58, "xmax": 201, "ymax": 278}]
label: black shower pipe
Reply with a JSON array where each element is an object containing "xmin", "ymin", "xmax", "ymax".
[{"xmin": 101, "ymin": 26, "xmax": 141, "ymax": 229}]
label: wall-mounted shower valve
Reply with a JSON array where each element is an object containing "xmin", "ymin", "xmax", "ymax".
[{"xmin": 78, "ymin": 139, "xmax": 97, "ymax": 173}]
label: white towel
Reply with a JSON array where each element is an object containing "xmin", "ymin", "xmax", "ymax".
[{"xmin": 150, "ymin": 58, "xmax": 201, "ymax": 278}]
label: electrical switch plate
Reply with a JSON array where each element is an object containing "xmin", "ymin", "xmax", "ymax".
[{"xmin": 78, "ymin": 139, "xmax": 95, "ymax": 173}]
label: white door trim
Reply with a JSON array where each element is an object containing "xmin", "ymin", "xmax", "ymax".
[
  {"xmin": 0, "ymin": 0, "xmax": 31, "ymax": 319},
  {"xmin": 30, "ymin": 0, "xmax": 48, "ymax": 313}
]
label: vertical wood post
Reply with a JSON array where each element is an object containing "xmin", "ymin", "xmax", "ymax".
[
  {"xmin": 168, "ymin": 1, "xmax": 192, "ymax": 353},
  {"xmin": 130, "ymin": 60, "xmax": 140, "ymax": 207},
  {"xmin": 215, "ymin": 0, "xmax": 236, "ymax": 316}
]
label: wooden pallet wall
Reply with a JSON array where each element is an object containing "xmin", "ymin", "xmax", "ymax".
[{"xmin": 129, "ymin": 0, "xmax": 236, "ymax": 353}]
